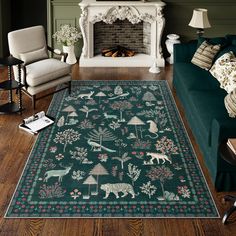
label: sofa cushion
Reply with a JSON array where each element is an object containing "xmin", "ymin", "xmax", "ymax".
[
  {"xmin": 216, "ymin": 45, "xmax": 236, "ymax": 59},
  {"xmin": 26, "ymin": 58, "xmax": 71, "ymax": 87},
  {"xmin": 188, "ymin": 89, "xmax": 227, "ymax": 146},
  {"xmin": 174, "ymin": 62, "xmax": 220, "ymax": 90},
  {"xmin": 225, "ymin": 88, "xmax": 236, "ymax": 118},
  {"xmin": 215, "ymin": 35, "xmax": 236, "ymax": 59},
  {"xmin": 226, "ymin": 35, "xmax": 236, "ymax": 46},
  {"xmin": 20, "ymin": 47, "xmax": 48, "ymax": 65},
  {"xmin": 210, "ymin": 51, "xmax": 236, "ymax": 93},
  {"xmin": 198, "ymin": 36, "xmax": 228, "ymax": 47},
  {"xmin": 191, "ymin": 41, "xmax": 221, "ymax": 70}
]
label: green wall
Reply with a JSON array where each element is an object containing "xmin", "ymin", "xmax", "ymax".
[
  {"xmin": 163, "ymin": 0, "xmax": 236, "ymax": 42},
  {"xmin": 48, "ymin": 0, "xmax": 236, "ymax": 57},
  {"xmin": 0, "ymin": 0, "xmax": 236, "ymax": 57}
]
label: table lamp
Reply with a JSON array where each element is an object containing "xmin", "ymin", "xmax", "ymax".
[{"xmin": 189, "ymin": 8, "xmax": 211, "ymax": 37}]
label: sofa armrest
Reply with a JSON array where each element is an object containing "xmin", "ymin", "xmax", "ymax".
[{"xmin": 173, "ymin": 41, "xmax": 198, "ymax": 63}]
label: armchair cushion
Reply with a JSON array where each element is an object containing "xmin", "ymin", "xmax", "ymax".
[
  {"xmin": 8, "ymin": 26, "xmax": 47, "ymax": 60},
  {"xmin": 20, "ymin": 47, "xmax": 48, "ymax": 65},
  {"xmin": 26, "ymin": 58, "xmax": 71, "ymax": 87}
]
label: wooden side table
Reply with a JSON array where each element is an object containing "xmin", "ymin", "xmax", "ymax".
[
  {"xmin": 0, "ymin": 56, "xmax": 23, "ymax": 114},
  {"xmin": 220, "ymin": 143, "xmax": 236, "ymax": 224}
]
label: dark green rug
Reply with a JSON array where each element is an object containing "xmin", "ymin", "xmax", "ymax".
[{"xmin": 5, "ymin": 81, "xmax": 219, "ymax": 218}]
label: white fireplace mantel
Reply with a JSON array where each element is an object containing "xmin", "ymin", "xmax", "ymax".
[{"xmin": 79, "ymin": 0, "xmax": 166, "ymax": 73}]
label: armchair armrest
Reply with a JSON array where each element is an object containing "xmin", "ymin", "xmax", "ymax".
[
  {"xmin": 47, "ymin": 46, "xmax": 68, "ymax": 62},
  {"xmin": 173, "ymin": 41, "xmax": 198, "ymax": 63}
]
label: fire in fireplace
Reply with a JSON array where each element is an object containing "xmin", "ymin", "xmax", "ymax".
[{"xmin": 102, "ymin": 46, "xmax": 135, "ymax": 57}]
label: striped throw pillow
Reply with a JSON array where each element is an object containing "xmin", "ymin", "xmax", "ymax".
[
  {"xmin": 191, "ymin": 41, "xmax": 221, "ymax": 70},
  {"xmin": 225, "ymin": 88, "xmax": 236, "ymax": 118}
]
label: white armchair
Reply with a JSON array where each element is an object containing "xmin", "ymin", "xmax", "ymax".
[{"xmin": 8, "ymin": 25, "xmax": 72, "ymax": 109}]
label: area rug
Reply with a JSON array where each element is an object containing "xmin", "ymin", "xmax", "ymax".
[{"xmin": 5, "ymin": 80, "xmax": 219, "ymax": 218}]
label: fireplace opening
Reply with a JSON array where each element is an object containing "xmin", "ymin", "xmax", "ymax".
[
  {"xmin": 102, "ymin": 46, "xmax": 135, "ymax": 57},
  {"xmin": 94, "ymin": 19, "xmax": 151, "ymax": 56}
]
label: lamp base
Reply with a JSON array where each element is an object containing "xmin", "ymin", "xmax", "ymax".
[{"xmin": 196, "ymin": 29, "xmax": 204, "ymax": 37}]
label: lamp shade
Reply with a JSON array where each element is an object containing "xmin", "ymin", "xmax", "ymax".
[{"xmin": 189, "ymin": 8, "xmax": 211, "ymax": 29}]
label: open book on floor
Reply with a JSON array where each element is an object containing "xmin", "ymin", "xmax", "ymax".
[{"xmin": 19, "ymin": 111, "xmax": 54, "ymax": 134}]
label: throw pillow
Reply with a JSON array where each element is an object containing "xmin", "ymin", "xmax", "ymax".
[
  {"xmin": 20, "ymin": 47, "xmax": 48, "ymax": 65},
  {"xmin": 224, "ymin": 88, "xmax": 236, "ymax": 118},
  {"xmin": 210, "ymin": 51, "xmax": 236, "ymax": 93},
  {"xmin": 191, "ymin": 41, "xmax": 221, "ymax": 70}
]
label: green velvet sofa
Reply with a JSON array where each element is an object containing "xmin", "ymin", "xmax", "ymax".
[{"xmin": 173, "ymin": 35, "xmax": 236, "ymax": 191}]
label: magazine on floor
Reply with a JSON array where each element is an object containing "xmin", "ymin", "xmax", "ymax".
[{"xmin": 19, "ymin": 111, "xmax": 54, "ymax": 134}]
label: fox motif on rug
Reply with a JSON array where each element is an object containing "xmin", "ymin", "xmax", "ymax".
[
  {"xmin": 146, "ymin": 152, "xmax": 172, "ymax": 164},
  {"xmin": 77, "ymin": 91, "xmax": 94, "ymax": 99},
  {"xmin": 103, "ymin": 112, "xmax": 118, "ymax": 119}
]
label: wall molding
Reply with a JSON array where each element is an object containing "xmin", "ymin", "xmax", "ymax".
[
  {"xmin": 51, "ymin": 0, "xmax": 80, "ymax": 6},
  {"xmin": 52, "ymin": 3, "xmax": 80, "ymax": 6},
  {"xmin": 165, "ymin": 1, "xmax": 236, "ymax": 5},
  {"xmin": 47, "ymin": 0, "xmax": 81, "ymax": 56}
]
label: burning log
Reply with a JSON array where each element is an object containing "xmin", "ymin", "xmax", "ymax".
[{"xmin": 102, "ymin": 46, "xmax": 135, "ymax": 57}]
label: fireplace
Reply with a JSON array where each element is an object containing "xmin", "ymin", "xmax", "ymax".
[
  {"xmin": 94, "ymin": 19, "xmax": 151, "ymax": 56},
  {"xmin": 79, "ymin": 0, "xmax": 166, "ymax": 73}
]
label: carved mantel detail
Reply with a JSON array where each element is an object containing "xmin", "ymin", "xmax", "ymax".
[{"xmin": 92, "ymin": 6, "xmax": 156, "ymax": 24}]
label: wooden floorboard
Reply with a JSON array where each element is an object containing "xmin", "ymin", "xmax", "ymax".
[{"xmin": 0, "ymin": 64, "xmax": 235, "ymax": 235}]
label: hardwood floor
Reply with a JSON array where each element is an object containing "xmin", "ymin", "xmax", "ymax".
[{"xmin": 0, "ymin": 64, "xmax": 236, "ymax": 236}]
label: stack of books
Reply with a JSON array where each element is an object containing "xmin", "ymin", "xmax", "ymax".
[
  {"xmin": 19, "ymin": 111, "xmax": 54, "ymax": 135},
  {"xmin": 227, "ymin": 139, "xmax": 236, "ymax": 155}
]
